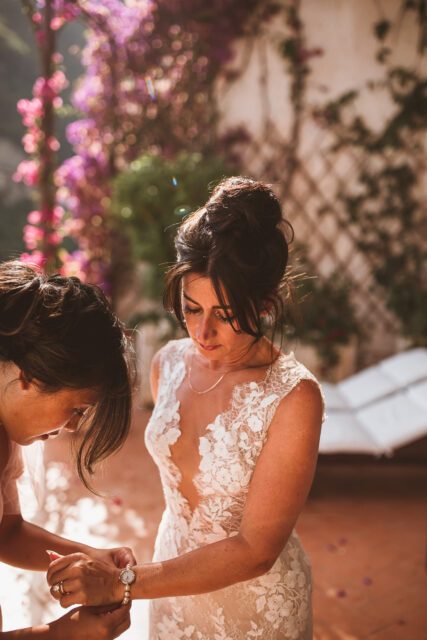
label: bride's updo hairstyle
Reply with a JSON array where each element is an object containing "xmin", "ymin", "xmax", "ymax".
[
  {"xmin": 164, "ymin": 176, "xmax": 294, "ymax": 344},
  {"xmin": 0, "ymin": 261, "xmax": 132, "ymax": 490}
]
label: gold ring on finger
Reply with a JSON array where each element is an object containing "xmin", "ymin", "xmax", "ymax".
[{"xmin": 59, "ymin": 581, "xmax": 66, "ymax": 595}]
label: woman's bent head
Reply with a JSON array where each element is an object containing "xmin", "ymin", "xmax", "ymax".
[
  {"xmin": 0, "ymin": 260, "xmax": 132, "ymax": 489},
  {"xmin": 165, "ymin": 177, "xmax": 294, "ymax": 357}
]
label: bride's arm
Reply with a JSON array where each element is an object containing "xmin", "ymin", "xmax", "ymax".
[{"xmin": 46, "ymin": 378, "xmax": 323, "ymax": 604}]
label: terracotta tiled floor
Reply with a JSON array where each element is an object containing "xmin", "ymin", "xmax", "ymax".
[
  {"xmin": 43, "ymin": 406, "xmax": 427, "ymax": 639},
  {"xmin": 303, "ymin": 462, "xmax": 427, "ymax": 639}
]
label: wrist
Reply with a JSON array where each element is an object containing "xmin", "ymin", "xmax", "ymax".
[
  {"xmin": 134, "ymin": 564, "xmax": 149, "ymax": 599},
  {"xmin": 31, "ymin": 623, "xmax": 56, "ymax": 639},
  {"xmin": 117, "ymin": 563, "xmax": 137, "ymax": 604},
  {"xmin": 113, "ymin": 566, "xmax": 125, "ymax": 602}
]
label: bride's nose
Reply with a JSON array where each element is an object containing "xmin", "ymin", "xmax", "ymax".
[{"xmin": 196, "ymin": 314, "xmax": 217, "ymax": 341}]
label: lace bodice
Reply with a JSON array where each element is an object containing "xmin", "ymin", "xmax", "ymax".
[{"xmin": 145, "ymin": 338, "xmax": 326, "ymax": 640}]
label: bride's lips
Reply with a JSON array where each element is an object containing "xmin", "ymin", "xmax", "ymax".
[
  {"xmin": 198, "ymin": 342, "xmax": 220, "ymax": 351},
  {"xmin": 39, "ymin": 430, "xmax": 61, "ymax": 441}
]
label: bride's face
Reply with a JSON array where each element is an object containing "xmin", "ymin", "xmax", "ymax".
[
  {"xmin": 0, "ymin": 363, "xmax": 97, "ymax": 445},
  {"xmin": 181, "ymin": 273, "xmax": 256, "ymax": 364}
]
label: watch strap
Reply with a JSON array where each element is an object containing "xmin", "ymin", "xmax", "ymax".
[{"xmin": 120, "ymin": 563, "xmax": 135, "ymax": 605}]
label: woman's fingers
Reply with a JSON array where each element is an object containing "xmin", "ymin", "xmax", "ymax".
[
  {"xmin": 113, "ymin": 546, "xmax": 136, "ymax": 568},
  {"xmin": 47, "ymin": 552, "xmax": 89, "ymax": 586},
  {"xmin": 105, "ymin": 604, "xmax": 131, "ymax": 638},
  {"xmin": 58, "ymin": 589, "xmax": 86, "ymax": 608},
  {"xmin": 113, "ymin": 617, "xmax": 131, "ymax": 638},
  {"xmin": 47, "ymin": 564, "xmax": 80, "ymax": 589},
  {"xmin": 50, "ymin": 584, "xmax": 62, "ymax": 600},
  {"xmin": 50, "ymin": 577, "xmax": 79, "ymax": 602}
]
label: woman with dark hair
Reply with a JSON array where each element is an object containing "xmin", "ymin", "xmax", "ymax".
[
  {"xmin": 0, "ymin": 261, "xmax": 133, "ymax": 639},
  {"xmin": 49, "ymin": 177, "xmax": 326, "ymax": 639}
]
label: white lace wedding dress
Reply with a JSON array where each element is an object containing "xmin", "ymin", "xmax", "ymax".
[{"xmin": 145, "ymin": 338, "xmax": 326, "ymax": 640}]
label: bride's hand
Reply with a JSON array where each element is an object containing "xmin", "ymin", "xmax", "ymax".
[
  {"xmin": 91, "ymin": 545, "xmax": 137, "ymax": 568},
  {"xmin": 46, "ymin": 551, "xmax": 126, "ymax": 607}
]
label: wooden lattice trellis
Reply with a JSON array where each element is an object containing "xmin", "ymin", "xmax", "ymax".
[{"xmin": 236, "ymin": 115, "xmax": 404, "ymax": 368}]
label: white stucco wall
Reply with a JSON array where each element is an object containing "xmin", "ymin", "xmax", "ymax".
[{"xmin": 216, "ymin": 0, "xmax": 426, "ymax": 366}]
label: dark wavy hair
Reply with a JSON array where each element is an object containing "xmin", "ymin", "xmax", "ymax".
[
  {"xmin": 164, "ymin": 176, "xmax": 294, "ymax": 348},
  {"xmin": 0, "ymin": 261, "xmax": 132, "ymax": 490}
]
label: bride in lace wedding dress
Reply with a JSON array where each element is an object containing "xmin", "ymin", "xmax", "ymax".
[
  {"xmin": 144, "ymin": 177, "xmax": 325, "ymax": 640},
  {"xmin": 50, "ymin": 177, "xmax": 325, "ymax": 639}
]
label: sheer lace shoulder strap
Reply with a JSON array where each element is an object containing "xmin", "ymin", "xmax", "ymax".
[
  {"xmin": 269, "ymin": 352, "xmax": 327, "ymax": 424},
  {"xmin": 157, "ymin": 338, "xmax": 190, "ymax": 390},
  {"xmin": 158, "ymin": 337, "xmax": 189, "ymax": 368}
]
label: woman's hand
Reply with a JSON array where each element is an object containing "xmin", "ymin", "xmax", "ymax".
[
  {"xmin": 49, "ymin": 604, "xmax": 131, "ymax": 640},
  {"xmin": 48, "ymin": 545, "xmax": 136, "ymax": 569},
  {"xmin": 47, "ymin": 552, "xmax": 124, "ymax": 607}
]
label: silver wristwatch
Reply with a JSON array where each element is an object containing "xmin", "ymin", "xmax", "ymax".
[{"xmin": 119, "ymin": 563, "xmax": 136, "ymax": 605}]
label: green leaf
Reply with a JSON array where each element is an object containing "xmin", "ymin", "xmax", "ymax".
[
  {"xmin": 0, "ymin": 17, "xmax": 30, "ymax": 55},
  {"xmin": 374, "ymin": 19, "xmax": 391, "ymax": 41}
]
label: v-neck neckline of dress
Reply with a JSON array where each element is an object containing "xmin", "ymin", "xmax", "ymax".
[{"xmin": 166, "ymin": 339, "xmax": 294, "ymax": 521}]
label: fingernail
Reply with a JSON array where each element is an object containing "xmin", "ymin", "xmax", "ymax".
[{"xmin": 45, "ymin": 549, "xmax": 61, "ymax": 560}]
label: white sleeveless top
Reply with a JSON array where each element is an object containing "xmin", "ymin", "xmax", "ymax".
[
  {"xmin": 145, "ymin": 338, "xmax": 326, "ymax": 640},
  {"xmin": 0, "ymin": 429, "xmax": 23, "ymax": 631},
  {"xmin": 0, "ymin": 432, "xmax": 22, "ymax": 522}
]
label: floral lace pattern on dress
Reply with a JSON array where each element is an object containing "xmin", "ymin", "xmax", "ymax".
[{"xmin": 145, "ymin": 338, "xmax": 326, "ymax": 640}]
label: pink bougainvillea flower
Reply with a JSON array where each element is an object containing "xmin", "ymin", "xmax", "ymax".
[
  {"xmin": 52, "ymin": 205, "xmax": 65, "ymax": 224},
  {"xmin": 58, "ymin": 249, "xmax": 88, "ymax": 279},
  {"xmin": 13, "ymin": 160, "xmax": 39, "ymax": 186},
  {"xmin": 17, "ymin": 98, "xmax": 43, "ymax": 126},
  {"xmin": 23, "ymin": 132, "xmax": 39, "ymax": 154},
  {"xmin": 50, "ymin": 16, "xmax": 65, "ymax": 30},
  {"xmin": 50, "ymin": 70, "xmax": 68, "ymax": 93},
  {"xmin": 27, "ymin": 210, "xmax": 43, "ymax": 225},
  {"xmin": 23, "ymin": 224, "xmax": 44, "ymax": 250},
  {"xmin": 48, "ymin": 231, "xmax": 62, "ymax": 245},
  {"xmin": 48, "ymin": 136, "xmax": 60, "ymax": 152},
  {"xmin": 20, "ymin": 251, "xmax": 46, "ymax": 269}
]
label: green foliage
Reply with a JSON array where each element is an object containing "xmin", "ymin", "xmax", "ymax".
[
  {"xmin": 374, "ymin": 20, "xmax": 391, "ymax": 41},
  {"xmin": 111, "ymin": 152, "xmax": 233, "ymax": 298},
  {"xmin": 286, "ymin": 245, "xmax": 361, "ymax": 371}
]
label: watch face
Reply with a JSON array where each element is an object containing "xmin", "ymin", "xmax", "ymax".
[{"xmin": 121, "ymin": 569, "xmax": 136, "ymax": 584}]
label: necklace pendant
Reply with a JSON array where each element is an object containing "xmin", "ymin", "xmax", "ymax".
[{"xmin": 188, "ymin": 353, "xmax": 228, "ymax": 395}]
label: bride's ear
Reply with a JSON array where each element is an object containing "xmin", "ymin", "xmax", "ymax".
[
  {"xmin": 18, "ymin": 369, "xmax": 33, "ymax": 391},
  {"xmin": 260, "ymin": 302, "xmax": 273, "ymax": 318}
]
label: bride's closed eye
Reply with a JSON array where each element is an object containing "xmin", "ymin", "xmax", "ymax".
[
  {"xmin": 183, "ymin": 305, "xmax": 200, "ymax": 315},
  {"xmin": 183, "ymin": 305, "xmax": 235, "ymax": 324}
]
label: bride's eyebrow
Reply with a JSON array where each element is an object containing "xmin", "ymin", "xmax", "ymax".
[
  {"xmin": 182, "ymin": 292, "xmax": 199, "ymax": 305},
  {"xmin": 182, "ymin": 292, "xmax": 231, "ymax": 310}
]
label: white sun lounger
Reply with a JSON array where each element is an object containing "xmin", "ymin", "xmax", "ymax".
[{"xmin": 318, "ymin": 348, "xmax": 427, "ymax": 455}]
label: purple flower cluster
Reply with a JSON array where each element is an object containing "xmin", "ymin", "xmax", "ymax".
[{"xmin": 18, "ymin": 0, "xmax": 270, "ymax": 285}]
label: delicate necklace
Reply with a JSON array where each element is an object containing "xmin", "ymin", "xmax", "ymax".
[{"xmin": 188, "ymin": 353, "xmax": 230, "ymax": 395}]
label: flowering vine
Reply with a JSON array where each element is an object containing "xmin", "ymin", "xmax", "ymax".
[
  {"xmin": 15, "ymin": 0, "xmax": 282, "ymax": 292},
  {"xmin": 14, "ymin": 0, "xmax": 69, "ymax": 272}
]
